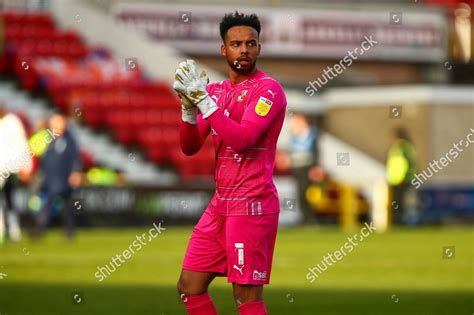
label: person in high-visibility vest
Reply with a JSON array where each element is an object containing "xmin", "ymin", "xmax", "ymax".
[
  {"xmin": 386, "ymin": 127, "xmax": 417, "ymax": 225},
  {"xmin": 86, "ymin": 165, "xmax": 124, "ymax": 186}
]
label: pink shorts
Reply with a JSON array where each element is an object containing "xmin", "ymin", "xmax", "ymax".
[{"xmin": 182, "ymin": 207, "xmax": 279, "ymax": 285}]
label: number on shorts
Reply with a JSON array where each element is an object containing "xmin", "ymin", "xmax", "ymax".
[{"xmin": 235, "ymin": 243, "xmax": 244, "ymax": 265}]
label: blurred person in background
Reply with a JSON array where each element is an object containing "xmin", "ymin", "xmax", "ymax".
[
  {"xmin": 27, "ymin": 118, "xmax": 49, "ymax": 188},
  {"xmin": 31, "ymin": 112, "xmax": 81, "ymax": 239},
  {"xmin": 288, "ymin": 112, "xmax": 319, "ymax": 223},
  {"xmin": 386, "ymin": 127, "xmax": 418, "ymax": 225},
  {"xmin": 85, "ymin": 164, "xmax": 125, "ymax": 186},
  {"xmin": 0, "ymin": 104, "xmax": 32, "ymax": 244},
  {"xmin": 29, "ymin": 118, "xmax": 50, "ymax": 158},
  {"xmin": 26, "ymin": 117, "xmax": 55, "ymax": 214}
]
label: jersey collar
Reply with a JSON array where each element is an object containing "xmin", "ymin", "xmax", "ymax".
[{"xmin": 227, "ymin": 69, "xmax": 266, "ymax": 88}]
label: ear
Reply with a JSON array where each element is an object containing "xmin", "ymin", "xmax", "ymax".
[
  {"xmin": 220, "ymin": 43, "xmax": 226, "ymax": 57},
  {"xmin": 257, "ymin": 43, "xmax": 261, "ymax": 57}
]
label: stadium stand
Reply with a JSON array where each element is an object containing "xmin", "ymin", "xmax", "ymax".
[{"xmin": 0, "ymin": 10, "xmax": 215, "ymax": 182}]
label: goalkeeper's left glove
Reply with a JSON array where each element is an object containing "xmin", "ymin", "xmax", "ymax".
[
  {"xmin": 179, "ymin": 95, "xmax": 198, "ymax": 125},
  {"xmin": 173, "ymin": 60, "xmax": 218, "ymax": 119}
]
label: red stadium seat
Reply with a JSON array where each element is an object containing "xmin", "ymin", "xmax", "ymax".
[{"xmin": 1, "ymin": 10, "xmax": 213, "ymax": 178}]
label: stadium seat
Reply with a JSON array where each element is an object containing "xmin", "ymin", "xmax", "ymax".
[{"xmin": 1, "ymin": 10, "xmax": 214, "ymax": 179}]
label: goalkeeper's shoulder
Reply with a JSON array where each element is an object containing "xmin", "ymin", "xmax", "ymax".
[
  {"xmin": 257, "ymin": 75, "xmax": 285, "ymax": 93},
  {"xmin": 255, "ymin": 75, "xmax": 287, "ymax": 105}
]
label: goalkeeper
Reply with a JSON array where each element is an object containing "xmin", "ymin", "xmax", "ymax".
[{"xmin": 174, "ymin": 12, "xmax": 287, "ymax": 315}]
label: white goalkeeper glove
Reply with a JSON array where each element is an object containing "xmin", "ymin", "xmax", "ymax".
[
  {"xmin": 173, "ymin": 59, "xmax": 218, "ymax": 119},
  {"xmin": 179, "ymin": 94, "xmax": 198, "ymax": 125}
]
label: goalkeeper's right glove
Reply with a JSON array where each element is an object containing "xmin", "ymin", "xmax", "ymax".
[
  {"xmin": 174, "ymin": 62, "xmax": 210, "ymax": 125},
  {"xmin": 173, "ymin": 60, "xmax": 218, "ymax": 119}
]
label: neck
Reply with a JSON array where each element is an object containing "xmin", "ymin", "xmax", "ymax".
[{"xmin": 228, "ymin": 66, "xmax": 257, "ymax": 85}]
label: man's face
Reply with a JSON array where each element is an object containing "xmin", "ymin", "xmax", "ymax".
[
  {"xmin": 221, "ymin": 26, "xmax": 261, "ymax": 74},
  {"xmin": 290, "ymin": 114, "xmax": 308, "ymax": 136},
  {"xmin": 49, "ymin": 114, "xmax": 67, "ymax": 136}
]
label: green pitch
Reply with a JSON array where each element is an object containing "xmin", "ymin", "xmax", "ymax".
[{"xmin": 0, "ymin": 226, "xmax": 472, "ymax": 314}]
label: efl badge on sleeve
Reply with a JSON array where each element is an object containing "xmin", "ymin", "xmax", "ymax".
[{"xmin": 255, "ymin": 96, "xmax": 273, "ymax": 116}]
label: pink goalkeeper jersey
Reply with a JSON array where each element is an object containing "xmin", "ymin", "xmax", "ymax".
[{"xmin": 180, "ymin": 69, "xmax": 287, "ymax": 216}]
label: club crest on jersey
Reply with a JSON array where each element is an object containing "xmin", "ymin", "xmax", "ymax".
[
  {"xmin": 237, "ymin": 90, "xmax": 248, "ymax": 102},
  {"xmin": 255, "ymin": 96, "xmax": 273, "ymax": 116}
]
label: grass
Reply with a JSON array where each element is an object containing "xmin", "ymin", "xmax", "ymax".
[{"xmin": 0, "ymin": 225, "xmax": 472, "ymax": 314}]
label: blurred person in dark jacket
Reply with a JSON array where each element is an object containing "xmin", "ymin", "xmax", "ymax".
[{"xmin": 32, "ymin": 113, "xmax": 80, "ymax": 239}]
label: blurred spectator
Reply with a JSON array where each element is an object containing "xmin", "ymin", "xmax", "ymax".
[
  {"xmin": 288, "ymin": 112, "xmax": 319, "ymax": 223},
  {"xmin": 85, "ymin": 164, "xmax": 125, "ymax": 186},
  {"xmin": 27, "ymin": 118, "xmax": 49, "ymax": 181},
  {"xmin": 29, "ymin": 118, "xmax": 49, "ymax": 158},
  {"xmin": 386, "ymin": 127, "xmax": 419, "ymax": 225},
  {"xmin": 26, "ymin": 117, "xmax": 52, "ymax": 213},
  {"xmin": 31, "ymin": 113, "xmax": 80, "ymax": 239},
  {"xmin": 0, "ymin": 104, "xmax": 32, "ymax": 243}
]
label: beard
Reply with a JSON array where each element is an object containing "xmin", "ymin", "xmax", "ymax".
[{"xmin": 227, "ymin": 58, "xmax": 257, "ymax": 74}]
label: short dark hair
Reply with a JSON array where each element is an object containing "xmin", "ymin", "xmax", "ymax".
[{"xmin": 219, "ymin": 11, "xmax": 261, "ymax": 41}]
